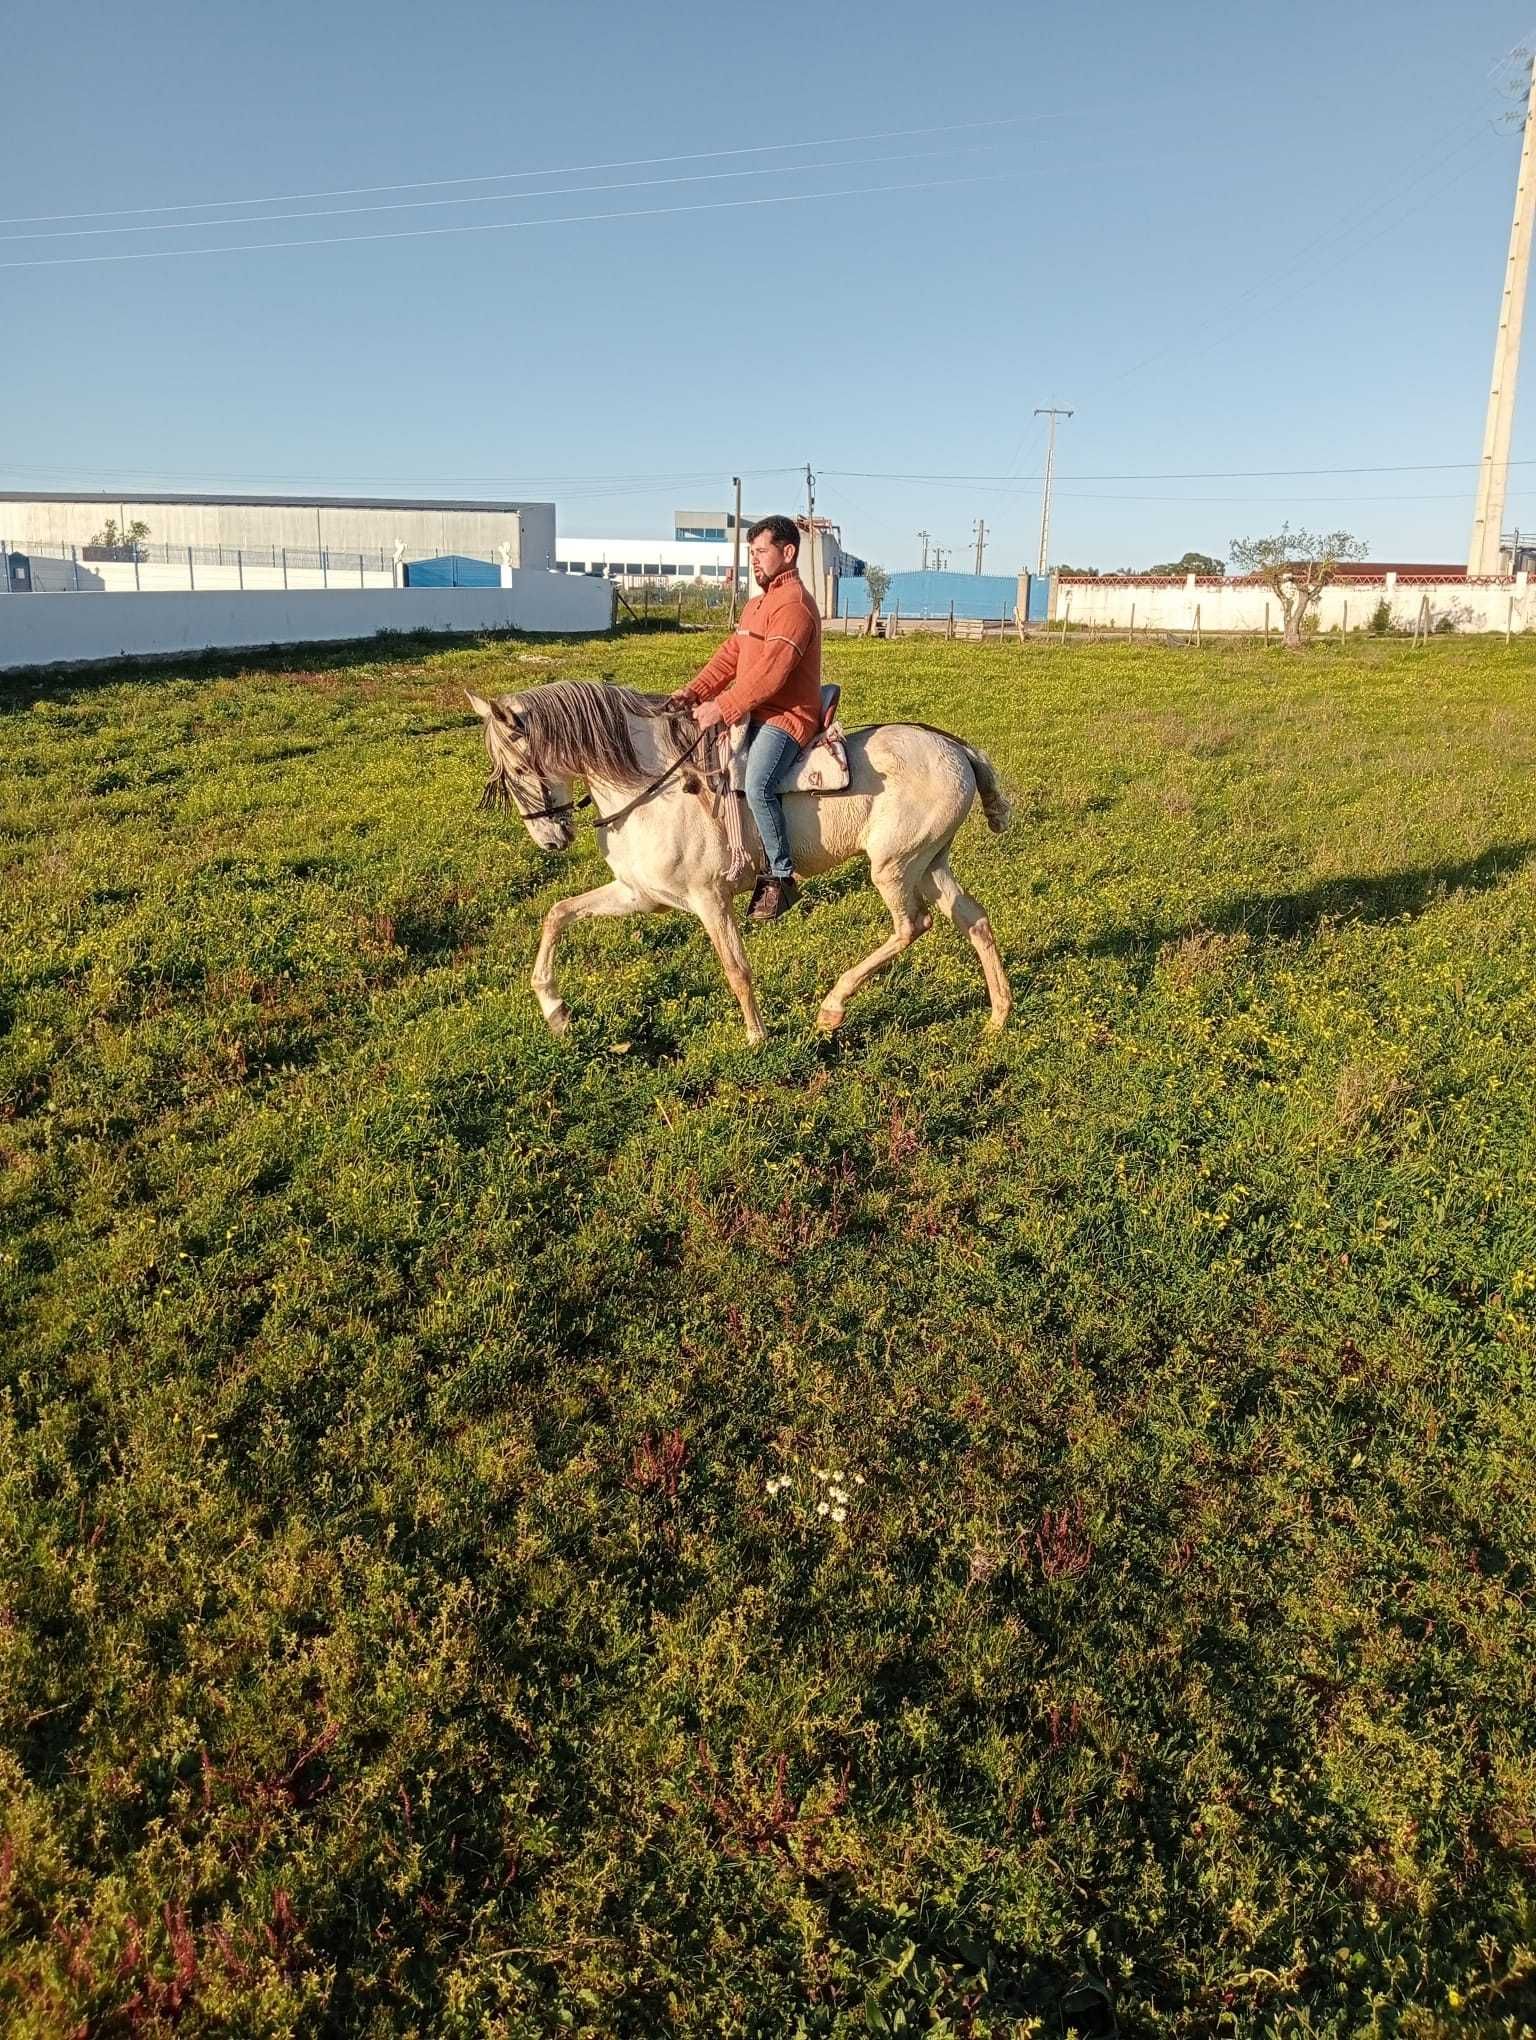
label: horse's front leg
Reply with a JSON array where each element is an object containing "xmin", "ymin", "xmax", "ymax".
[
  {"xmin": 531, "ymin": 880, "xmax": 643, "ymax": 1034},
  {"xmin": 691, "ymin": 888, "xmax": 767, "ymax": 1046}
]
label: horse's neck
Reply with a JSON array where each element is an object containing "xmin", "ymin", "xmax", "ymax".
[{"xmin": 583, "ymin": 706, "xmax": 680, "ymax": 810}]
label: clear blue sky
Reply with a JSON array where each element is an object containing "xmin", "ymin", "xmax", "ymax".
[{"xmin": 5, "ymin": 0, "xmax": 1534, "ymax": 571}]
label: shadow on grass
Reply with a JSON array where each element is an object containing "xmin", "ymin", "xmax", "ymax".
[
  {"xmin": 0, "ymin": 625, "xmax": 621, "ymax": 712},
  {"xmin": 1041, "ymin": 840, "xmax": 1536, "ymax": 970}
]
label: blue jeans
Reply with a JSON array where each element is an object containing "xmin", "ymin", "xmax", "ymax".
[{"xmin": 742, "ymin": 720, "xmax": 801, "ymax": 880}]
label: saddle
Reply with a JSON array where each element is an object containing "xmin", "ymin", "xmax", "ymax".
[{"xmin": 726, "ymin": 684, "xmax": 851, "ymax": 795}]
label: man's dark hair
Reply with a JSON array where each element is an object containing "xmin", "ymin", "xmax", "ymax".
[{"xmin": 747, "ymin": 514, "xmax": 801, "ymax": 555}]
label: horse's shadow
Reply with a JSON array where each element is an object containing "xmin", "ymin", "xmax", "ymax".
[{"xmin": 1035, "ymin": 840, "xmax": 1536, "ymax": 976}]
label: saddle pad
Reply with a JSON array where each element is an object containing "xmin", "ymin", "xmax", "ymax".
[{"xmin": 727, "ymin": 720, "xmax": 851, "ymax": 795}]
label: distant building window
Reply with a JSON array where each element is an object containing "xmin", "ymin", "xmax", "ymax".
[
  {"xmin": 677, "ymin": 525, "xmax": 726, "ymax": 542},
  {"xmin": 660, "ymin": 563, "xmax": 676, "ymax": 576},
  {"xmin": 624, "ymin": 563, "xmax": 643, "ymax": 576}
]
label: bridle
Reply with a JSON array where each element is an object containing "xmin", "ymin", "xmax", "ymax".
[{"xmin": 486, "ymin": 724, "xmax": 710, "ymax": 830}]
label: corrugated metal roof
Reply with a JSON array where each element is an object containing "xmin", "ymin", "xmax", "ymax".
[{"xmin": 0, "ymin": 490, "xmax": 548, "ymax": 511}]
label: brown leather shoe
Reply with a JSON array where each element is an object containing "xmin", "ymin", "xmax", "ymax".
[{"xmin": 747, "ymin": 875, "xmax": 800, "ymax": 922}]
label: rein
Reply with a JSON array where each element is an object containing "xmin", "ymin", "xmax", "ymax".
[{"xmin": 494, "ymin": 724, "xmax": 709, "ymax": 829}]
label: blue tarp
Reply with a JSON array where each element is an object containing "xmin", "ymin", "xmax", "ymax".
[
  {"xmin": 838, "ymin": 570, "xmax": 1025, "ymax": 621},
  {"xmin": 403, "ymin": 554, "xmax": 500, "ymax": 588}
]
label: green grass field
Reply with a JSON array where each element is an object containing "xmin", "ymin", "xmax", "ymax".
[{"xmin": 2, "ymin": 627, "xmax": 1535, "ymax": 2037}]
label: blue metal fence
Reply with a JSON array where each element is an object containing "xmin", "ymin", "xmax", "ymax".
[{"xmin": 838, "ymin": 570, "xmax": 1027, "ymax": 621}]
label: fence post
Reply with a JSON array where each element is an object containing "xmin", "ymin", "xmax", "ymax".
[
  {"xmin": 1195, "ymin": 605, "xmax": 1202, "ymax": 649},
  {"xmin": 1341, "ymin": 599, "xmax": 1347, "ymax": 640},
  {"xmin": 187, "ymin": 545, "xmax": 195, "ymax": 592},
  {"xmin": 1508, "ymin": 595, "xmax": 1515, "ymax": 644},
  {"xmin": 1059, "ymin": 592, "xmax": 1071, "ymax": 644},
  {"xmin": 1264, "ymin": 602, "xmax": 1270, "ymax": 645},
  {"xmin": 358, "ymin": 552, "xmax": 365, "ymax": 589},
  {"xmin": 321, "ymin": 547, "xmax": 328, "ymax": 590},
  {"xmin": 133, "ymin": 546, "xmax": 141, "ymax": 592},
  {"xmin": 281, "ymin": 548, "xmax": 289, "ymax": 589},
  {"xmin": 947, "ymin": 599, "xmax": 954, "ymax": 640},
  {"xmin": 1129, "ymin": 601, "xmax": 1135, "ymax": 639},
  {"xmin": 72, "ymin": 545, "xmax": 81, "ymax": 592},
  {"xmin": 237, "ymin": 548, "xmax": 244, "ymax": 590},
  {"xmin": 890, "ymin": 601, "xmax": 899, "ymax": 639}
]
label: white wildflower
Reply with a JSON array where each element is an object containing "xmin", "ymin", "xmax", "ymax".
[
  {"xmin": 831, "ymin": 1470, "xmax": 845, "ymax": 1482},
  {"xmin": 854, "ymin": 1474, "xmax": 866, "ymax": 1486},
  {"xmin": 831, "ymin": 1507, "xmax": 847, "ymax": 1524},
  {"xmin": 817, "ymin": 1501, "xmax": 829, "ymax": 1517}
]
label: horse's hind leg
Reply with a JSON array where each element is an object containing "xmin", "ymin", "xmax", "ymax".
[
  {"xmin": 816, "ymin": 861, "xmax": 932, "ymax": 1033},
  {"xmin": 919, "ymin": 855, "xmax": 1012, "ymax": 1030}
]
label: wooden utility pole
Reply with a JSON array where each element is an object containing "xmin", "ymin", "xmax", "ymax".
[
  {"xmin": 1471, "ymin": 55, "xmax": 1536, "ymax": 574},
  {"xmin": 973, "ymin": 518, "xmax": 987, "ymax": 573},
  {"xmin": 729, "ymin": 474, "xmax": 743, "ymax": 624},
  {"xmin": 1034, "ymin": 406, "xmax": 1074, "ymax": 576}
]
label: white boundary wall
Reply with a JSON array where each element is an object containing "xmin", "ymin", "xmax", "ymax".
[
  {"xmin": 0, "ymin": 575, "xmax": 613, "ymax": 673},
  {"xmin": 1052, "ymin": 572, "xmax": 1534, "ymax": 633}
]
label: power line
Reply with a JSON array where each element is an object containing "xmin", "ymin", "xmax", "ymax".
[
  {"xmin": 0, "ymin": 140, "xmax": 1008, "ymax": 245},
  {"xmin": 1081, "ymin": 124, "xmax": 1495, "ymax": 404},
  {"xmin": 0, "ymin": 111, "xmax": 1077, "ymax": 228},
  {"xmin": 0, "ymin": 172, "xmax": 1013, "ymax": 271},
  {"xmin": 823, "ymin": 458, "xmax": 1536, "ymax": 482},
  {"xmin": 0, "ymin": 468, "xmax": 803, "ymax": 501}
]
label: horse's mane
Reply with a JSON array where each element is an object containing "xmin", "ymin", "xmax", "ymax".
[{"xmin": 513, "ymin": 679, "xmax": 680, "ymax": 790}]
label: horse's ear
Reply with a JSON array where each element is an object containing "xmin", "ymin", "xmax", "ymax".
[{"xmin": 465, "ymin": 691, "xmax": 494, "ymax": 720}]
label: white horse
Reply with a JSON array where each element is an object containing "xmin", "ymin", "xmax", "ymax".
[{"xmin": 466, "ymin": 680, "xmax": 1013, "ymax": 1044}]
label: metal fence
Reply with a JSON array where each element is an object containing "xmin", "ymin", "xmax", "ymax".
[{"xmin": 4, "ymin": 539, "xmax": 411, "ymax": 595}]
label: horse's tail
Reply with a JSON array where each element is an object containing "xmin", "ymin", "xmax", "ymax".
[{"xmin": 962, "ymin": 743, "xmax": 1012, "ymax": 834}]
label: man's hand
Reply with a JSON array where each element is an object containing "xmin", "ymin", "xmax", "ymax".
[
  {"xmin": 691, "ymin": 700, "xmax": 724, "ymax": 730},
  {"xmin": 665, "ymin": 689, "xmax": 693, "ymax": 711}
]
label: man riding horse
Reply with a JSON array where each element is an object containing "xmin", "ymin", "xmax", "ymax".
[{"xmin": 667, "ymin": 514, "xmax": 821, "ymax": 924}]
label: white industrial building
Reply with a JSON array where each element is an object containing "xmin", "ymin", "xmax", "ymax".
[
  {"xmin": 557, "ymin": 510, "xmax": 866, "ymax": 610},
  {"xmin": 0, "ymin": 491, "xmax": 556, "ymax": 569}
]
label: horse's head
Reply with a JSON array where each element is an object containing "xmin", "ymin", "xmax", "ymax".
[{"xmin": 466, "ymin": 691, "xmax": 577, "ymax": 852}]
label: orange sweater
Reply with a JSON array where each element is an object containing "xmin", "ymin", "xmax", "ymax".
[{"xmin": 679, "ymin": 566, "xmax": 822, "ymax": 747}]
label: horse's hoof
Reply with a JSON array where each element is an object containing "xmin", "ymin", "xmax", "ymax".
[
  {"xmin": 545, "ymin": 1003, "xmax": 572, "ymax": 1036},
  {"xmin": 816, "ymin": 1004, "xmax": 845, "ymax": 1033}
]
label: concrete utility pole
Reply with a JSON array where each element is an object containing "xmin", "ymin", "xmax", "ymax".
[
  {"xmin": 1470, "ymin": 56, "xmax": 1536, "ymax": 574},
  {"xmin": 972, "ymin": 518, "xmax": 987, "ymax": 574},
  {"xmin": 917, "ymin": 529, "xmax": 931, "ymax": 571},
  {"xmin": 729, "ymin": 475, "xmax": 743, "ymax": 624},
  {"xmin": 932, "ymin": 543, "xmax": 951, "ymax": 571},
  {"xmin": 1034, "ymin": 406, "xmax": 1074, "ymax": 576}
]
